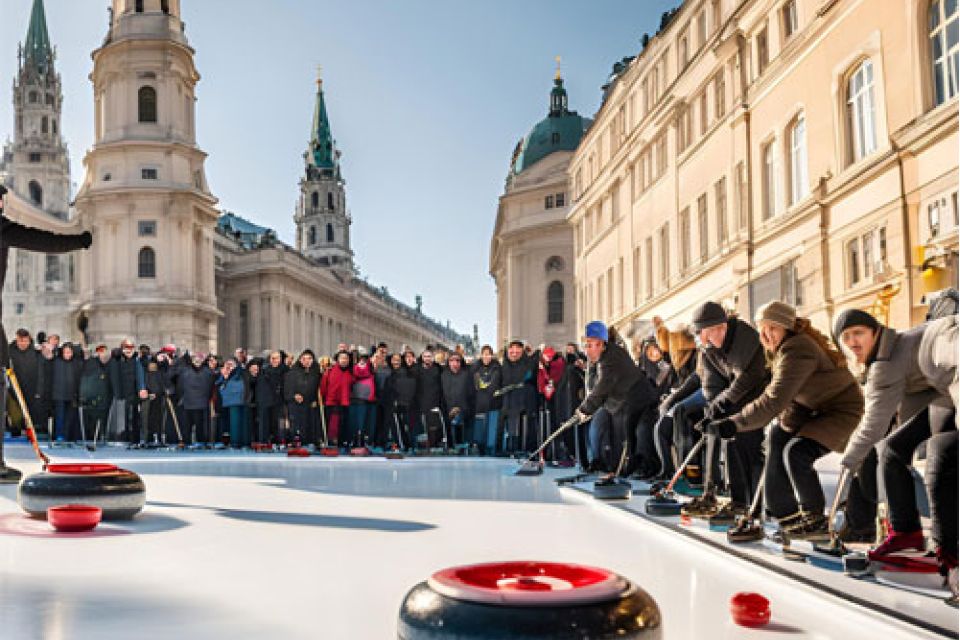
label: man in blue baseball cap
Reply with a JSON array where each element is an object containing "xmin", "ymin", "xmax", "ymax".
[{"xmin": 576, "ymin": 321, "xmax": 657, "ymax": 475}]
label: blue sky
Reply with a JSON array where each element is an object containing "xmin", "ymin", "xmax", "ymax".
[{"xmin": 0, "ymin": 0, "xmax": 678, "ymax": 346}]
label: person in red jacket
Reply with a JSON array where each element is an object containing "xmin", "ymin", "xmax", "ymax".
[
  {"xmin": 320, "ymin": 351, "xmax": 353, "ymax": 446},
  {"xmin": 537, "ymin": 347, "xmax": 567, "ymax": 458}
]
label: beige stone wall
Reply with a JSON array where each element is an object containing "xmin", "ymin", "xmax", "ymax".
[
  {"xmin": 570, "ymin": 0, "xmax": 958, "ymax": 345},
  {"xmin": 491, "ymin": 151, "xmax": 577, "ymax": 348}
]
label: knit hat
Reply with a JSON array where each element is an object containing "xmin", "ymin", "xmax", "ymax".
[
  {"xmin": 833, "ymin": 309, "xmax": 879, "ymax": 343},
  {"xmin": 756, "ymin": 301, "xmax": 796, "ymax": 330},
  {"xmin": 690, "ymin": 301, "xmax": 727, "ymax": 332},
  {"xmin": 584, "ymin": 321, "xmax": 609, "ymax": 342}
]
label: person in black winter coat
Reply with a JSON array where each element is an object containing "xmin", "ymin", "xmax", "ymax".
[
  {"xmin": 80, "ymin": 345, "xmax": 114, "ymax": 445},
  {"xmin": 8, "ymin": 328, "xmax": 43, "ymax": 437},
  {"xmin": 255, "ymin": 351, "xmax": 287, "ymax": 445},
  {"xmin": 284, "ymin": 350, "xmax": 320, "ymax": 446},
  {"xmin": 392, "ymin": 350, "xmax": 419, "ymax": 449},
  {"xmin": 499, "ymin": 339, "xmax": 539, "ymax": 453},
  {"xmin": 414, "ymin": 349, "xmax": 443, "ymax": 447},
  {"xmin": 52, "ymin": 343, "xmax": 84, "ymax": 441},
  {"xmin": 471, "ymin": 345, "xmax": 502, "ymax": 454},
  {"xmin": 373, "ymin": 354, "xmax": 395, "ymax": 447},
  {"xmin": 577, "ymin": 323, "xmax": 657, "ymax": 475},
  {"xmin": 139, "ymin": 352, "xmax": 175, "ymax": 445},
  {"xmin": 555, "ymin": 351, "xmax": 587, "ymax": 463},
  {"xmin": 689, "ymin": 301, "xmax": 768, "ymax": 508},
  {"xmin": 441, "ymin": 352, "xmax": 474, "ymax": 446},
  {"xmin": 178, "ymin": 352, "xmax": 218, "ymax": 444},
  {"xmin": 110, "ymin": 340, "xmax": 145, "ymax": 444}
]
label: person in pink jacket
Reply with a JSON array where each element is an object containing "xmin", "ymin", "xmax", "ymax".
[{"xmin": 350, "ymin": 350, "xmax": 377, "ymax": 447}]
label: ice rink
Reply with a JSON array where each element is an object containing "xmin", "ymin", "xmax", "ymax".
[{"xmin": 0, "ymin": 444, "xmax": 954, "ymax": 639}]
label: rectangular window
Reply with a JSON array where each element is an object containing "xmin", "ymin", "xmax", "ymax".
[
  {"xmin": 782, "ymin": 1, "xmax": 798, "ymax": 41},
  {"xmin": 545, "ymin": 195, "xmax": 554, "ymax": 209},
  {"xmin": 847, "ymin": 60, "xmax": 878, "ymax": 163},
  {"xmin": 612, "ymin": 183, "xmax": 621, "ymax": 219},
  {"xmin": 555, "ymin": 192, "xmax": 565, "ymax": 207},
  {"xmin": 736, "ymin": 161, "xmax": 748, "ymax": 230},
  {"xmin": 597, "ymin": 275, "xmax": 605, "ymax": 320},
  {"xmin": 138, "ymin": 220, "xmax": 157, "ymax": 237},
  {"xmin": 846, "ymin": 238, "xmax": 861, "ymax": 286},
  {"xmin": 29, "ymin": 153, "xmax": 41, "ymax": 163},
  {"xmin": 757, "ymin": 27, "xmax": 769, "ymax": 74},
  {"xmin": 930, "ymin": 0, "xmax": 960, "ymax": 106},
  {"xmin": 698, "ymin": 194, "xmax": 709, "ymax": 263},
  {"xmin": 715, "ymin": 70, "xmax": 726, "ymax": 119},
  {"xmin": 699, "ymin": 91, "xmax": 709, "ymax": 136},
  {"xmin": 633, "ymin": 246, "xmax": 640, "ymax": 307},
  {"xmin": 617, "ymin": 259, "xmax": 624, "ymax": 314},
  {"xmin": 715, "ymin": 177, "xmax": 728, "ymax": 246},
  {"xmin": 645, "ymin": 236, "xmax": 654, "ymax": 300},
  {"xmin": 656, "ymin": 132, "xmax": 668, "ymax": 176},
  {"xmin": 679, "ymin": 207, "xmax": 692, "ymax": 272},
  {"xmin": 762, "ymin": 142, "xmax": 777, "ymax": 220},
  {"xmin": 141, "ymin": 167, "xmax": 158, "ymax": 180},
  {"xmin": 749, "ymin": 259, "xmax": 802, "ymax": 318},
  {"xmin": 659, "ymin": 224, "xmax": 670, "ymax": 290},
  {"xmin": 862, "ymin": 230, "xmax": 875, "ymax": 279},
  {"xmin": 697, "ymin": 10, "xmax": 708, "ymax": 46},
  {"xmin": 680, "ymin": 31, "xmax": 689, "ymax": 68},
  {"xmin": 790, "ymin": 115, "xmax": 809, "ymax": 205},
  {"xmin": 678, "ymin": 105, "xmax": 692, "ymax": 152}
]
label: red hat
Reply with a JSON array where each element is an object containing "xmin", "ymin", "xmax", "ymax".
[
  {"xmin": 543, "ymin": 347, "xmax": 556, "ymax": 360},
  {"xmin": 160, "ymin": 344, "xmax": 176, "ymax": 354}
]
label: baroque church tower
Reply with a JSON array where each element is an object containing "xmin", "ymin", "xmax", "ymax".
[
  {"xmin": 73, "ymin": 0, "xmax": 220, "ymax": 351},
  {"xmin": 294, "ymin": 73, "xmax": 353, "ymax": 273},
  {"xmin": 0, "ymin": 0, "xmax": 74, "ymax": 337}
]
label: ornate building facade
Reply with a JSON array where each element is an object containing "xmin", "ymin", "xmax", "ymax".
[
  {"xmin": 0, "ymin": 0, "xmax": 75, "ymax": 338},
  {"xmin": 568, "ymin": 0, "xmax": 958, "ymax": 340},
  {"xmin": 0, "ymin": 0, "xmax": 467, "ymax": 354},
  {"xmin": 490, "ymin": 68, "xmax": 590, "ymax": 347}
]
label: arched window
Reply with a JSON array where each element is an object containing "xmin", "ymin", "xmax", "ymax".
[
  {"xmin": 327, "ymin": 192, "xmax": 334, "ymax": 209},
  {"xmin": 308, "ymin": 226, "xmax": 317, "ymax": 245},
  {"xmin": 311, "ymin": 192, "xmax": 319, "ymax": 208},
  {"xmin": 547, "ymin": 281, "xmax": 564, "ymax": 324},
  {"xmin": 41, "ymin": 116, "xmax": 48, "ymax": 134},
  {"xmin": 51, "ymin": 119, "xmax": 57, "ymax": 135},
  {"xmin": 846, "ymin": 59, "xmax": 877, "ymax": 163},
  {"xmin": 929, "ymin": 0, "xmax": 959, "ymax": 106},
  {"xmin": 326, "ymin": 224, "xmax": 334, "ymax": 243},
  {"xmin": 138, "ymin": 86, "xmax": 157, "ymax": 123},
  {"xmin": 138, "ymin": 247, "xmax": 156, "ymax": 278},
  {"xmin": 788, "ymin": 113, "xmax": 808, "ymax": 205},
  {"xmin": 28, "ymin": 180, "xmax": 42, "ymax": 207}
]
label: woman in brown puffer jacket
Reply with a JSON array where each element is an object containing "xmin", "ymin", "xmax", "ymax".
[{"xmin": 704, "ymin": 301, "xmax": 863, "ymax": 538}]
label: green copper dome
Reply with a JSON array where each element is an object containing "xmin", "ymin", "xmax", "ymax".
[{"xmin": 511, "ymin": 75, "xmax": 591, "ymax": 175}]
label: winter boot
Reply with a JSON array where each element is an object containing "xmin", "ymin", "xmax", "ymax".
[
  {"xmin": 788, "ymin": 512, "xmax": 830, "ymax": 541},
  {"xmin": 681, "ymin": 491, "xmax": 719, "ymax": 518},
  {"xmin": 727, "ymin": 516, "xmax": 764, "ymax": 543},
  {"xmin": 868, "ymin": 529, "xmax": 925, "ymax": 561}
]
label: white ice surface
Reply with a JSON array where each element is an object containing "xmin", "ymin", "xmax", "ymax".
[{"xmin": 0, "ymin": 445, "xmax": 952, "ymax": 640}]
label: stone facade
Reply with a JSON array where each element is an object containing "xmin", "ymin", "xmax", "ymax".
[
  {"xmin": 569, "ymin": 0, "xmax": 958, "ymax": 343},
  {"xmin": 490, "ymin": 71, "xmax": 589, "ymax": 348}
]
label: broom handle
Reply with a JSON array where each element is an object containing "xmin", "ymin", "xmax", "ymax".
[
  {"xmin": 664, "ymin": 437, "xmax": 706, "ymax": 493},
  {"xmin": 6, "ymin": 368, "xmax": 50, "ymax": 467},
  {"xmin": 520, "ymin": 414, "xmax": 581, "ymax": 464}
]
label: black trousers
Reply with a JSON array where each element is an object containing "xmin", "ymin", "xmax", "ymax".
[
  {"xmin": 256, "ymin": 405, "xmax": 279, "ymax": 443},
  {"xmin": 764, "ymin": 425, "xmax": 830, "ymax": 518},
  {"xmin": 184, "ymin": 408, "xmax": 209, "ymax": 444},
  {"xmin": 927, "ymin": 429, "xmax": 958, "ymax": 554},
  {"xmin": 882, "ymin": 406, "xmax": 956, "ymax": 547},
  {"xmin": 846, "ymin": 448, "xmax": 879, "ymax": 533},
  {"xmin": 727, "ymin": 427, "xmax": 765, "ymax": 506}
]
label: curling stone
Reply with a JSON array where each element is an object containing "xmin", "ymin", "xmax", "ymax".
[
  {"xmin": 729, "ymin": 592, "xmax": 770, "ymax": 627},
  {"xmin": 18, "ymin": 463, "xmax": 145, "ymax": 520},
  {"xmin": 287, "ymin": 447, "xmax": 311, "ymax": 457},
  {"xmin": 0, "ymin": 465, "xmax": 23, "ymax": 485},
  {"xmin": 398, "ymin": 561, "xmax": 661, "ymax": 639},
  {"xmin": 645, "ymin": 493, "xmax": 682, "ymax": 516},
  {"xmin": 320, "ymin": 446, "xmax": 340, "ymax": 457},
  {"xmin": 514, "ymin": 459, "xmax": 544, "ymax": 476},
  {"xmin": 593, "ymin": 477, "xmax": 632, "ymax": 500},
  {"xmin": 350, "ymin": 446, "xmax": 371, "ymax": 457}
]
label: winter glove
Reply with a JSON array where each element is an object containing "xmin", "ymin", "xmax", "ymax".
[
  {"xmin": 693, "ymin": 417, "xmax": 711, "ymax": 433},
  {"xmin": 707, "ymin": 418, "xmax": 737, "ymax": 440},
  {"xmin": 705, "ymin": 397, "xmax": 735, "ymax": 421}
]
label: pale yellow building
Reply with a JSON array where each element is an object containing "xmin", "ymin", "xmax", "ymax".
[{"xmin": 569, "ymin": 0, "xmax": 958, "ymax": 340}]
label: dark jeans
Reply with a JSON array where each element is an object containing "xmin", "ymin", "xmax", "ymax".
[
  {"xmin": 846, "ymin": 448, "xmax": 879, "ymax": 533},
  {"xmin": 54, "ymin": 400, "xmax": 80, "ymax": 441},
  {"xmin": 139, "ymin": 395, "xmax": 167, "ymax": 443},
  {"xmin": 882, "ymin": 406, "xmax": 956, "ymax": 541},
  {"xmin": 287, "ymin": 402, "xmax": 316, "ymax": 444},
  {"xmin": 654, "ymin": 390, "xmax": 707, "ymax": 477},
  {"xmin": 256, "ymin": 405, "xmax": 279, "ymax": 443},
  {"xmin": 927, "ymin": 429, "xmax": 958, "ymax": 554},
  {"xmin": 765, "ymin": 425, "xmax": 830, "ymax": 518},
  {"xmin": 185, "ymin": 408, "xmax": 209, "ymax": 444}
]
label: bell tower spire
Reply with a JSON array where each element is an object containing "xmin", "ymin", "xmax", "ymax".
[{"xmin": 295, "ymin": 71, "xmax": 353, "ymax": 272}]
